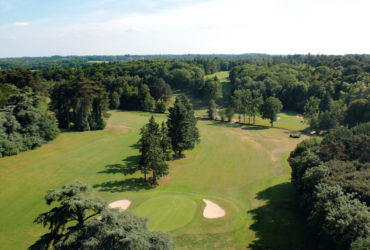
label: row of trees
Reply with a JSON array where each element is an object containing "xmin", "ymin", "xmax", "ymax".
[
  {"xmin": 208, "ymin": 95, "xmax": 283, "ymax": 127},
  {"xmin": 39, "ymin": 60, "xmax": 223, "ymax": 112},
  {"xmin": 138, "ymin": 95, "xmax": 200, "ymax": 184},
  {"xmin": 31, "ymin": 182, "xmax": 174, "ymax": 249},
  {"xmin": 288, "ymin": 123, "xmax": 370, "ymax": 249}
]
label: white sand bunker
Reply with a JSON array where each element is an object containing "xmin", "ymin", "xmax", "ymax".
[
  {"xmin": 108, "ymin": 200, "xmax": 131, "ymax": 211},
  {"xmin": 202, "ymin": 199, "xmax": 226, "ymax": 219}
]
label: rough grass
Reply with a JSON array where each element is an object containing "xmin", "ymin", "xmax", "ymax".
[{"xmin": 0, "ymin": 110, "xmax": 313, "ymax": 249}]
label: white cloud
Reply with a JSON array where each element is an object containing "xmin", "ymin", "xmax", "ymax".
[
  {"xmin": 1, "ymin": 0, "xmax": 370, "ymax": 56},
  {"xmin": 14, "ymin": 22, "xmax": 29, "ymax": 27}
]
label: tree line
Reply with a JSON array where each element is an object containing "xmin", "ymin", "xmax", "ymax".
[
  {"xmin": 288, "ymin": 123, "xmax": 370, "ymax": 249},
  {"xmin": 208, "ymin": 94, "xmax": 283, "ymax": 128},
  {"xmin": 226, "ymin": 56, "xmax": 369, "ymax": 132}
]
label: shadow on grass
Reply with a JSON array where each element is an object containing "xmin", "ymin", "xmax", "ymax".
[
  {"xmin": 203, "ymin": 120, "xmax": 270, "ymax": 130},
  {"xmin": 95, "ymin": 151, "xmax": 154, "ymax": 192},
  {"xmin": 93, "ymin": 178, "xmax": 154, "ymax": 192},
  {"xmin": 97, "ymin": 155, "xmax": 139, "ymax": 176},
  {"xmin": 247, "ymin": 182, "xmax": 315, "ymax": 250},
  {"xmin": 130, "ymin": 143, "xmax": 140, "ymax": 149}
]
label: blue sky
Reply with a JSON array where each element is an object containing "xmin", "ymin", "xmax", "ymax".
[{"xmin": 0, "ymin": 0, "xmax": 369, "ymax": 57}]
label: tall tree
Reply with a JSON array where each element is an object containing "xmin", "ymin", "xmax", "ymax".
[
  {"xmin": 260, "ymin": 97, "xmax": 283, "ymax": 127},
  {"xmin": 50, "ymin": 77, "xmax": 108, "ymax": 131},
  {"xmin": 249, "ymin": 90, "xmax": 263, "ymax": 124},
  {"xmin": 207, "ymin": 99, "xmax": 217, "ymax": 120},
  {"xmin": 160, "ymin": 121, "xmax": 172, "ymax": 161},
  {"xmin": 225, "ymin": 106, "xmax": 235, "ymax": 122},
  {"xmin": 167, "ymin": 95, "xmax": 200, "ymax": 158},
  {"xmin": 138, "ymin": 116, "xmax": 169, "ymax": 184}
]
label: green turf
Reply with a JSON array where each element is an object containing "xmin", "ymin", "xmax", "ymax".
[
  {"xmin": 0, "ymin": 109, "xmax": 313, "ymax": 248},
  {"xmin": 134, "ymin": 195, "xmax": 197, "ymax": 231}
]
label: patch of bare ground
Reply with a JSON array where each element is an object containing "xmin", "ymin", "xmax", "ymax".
[{"xmin": 105, "ymin": 124, "xmax": 130, "ymax": 134}]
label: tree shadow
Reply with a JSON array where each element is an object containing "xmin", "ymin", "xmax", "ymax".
[
  {"xmin": 130, "ymin": 143, "xmax": 140, "ymax": 149},
  {"xmin": 242, "ymin": 125, "xmax": 269, "ymax": 131},
  {"xmin": 247, "ymin": 182, "xmax": 315, "ymax": 250},
  {"xmin": 97, "ymin": 155, "xmax": 139, "ymax": 176},
  {"xmin": 93, "ymin": 178, "xmax": 154, "ymax": 192},
  {"xmin": 204, "ymin": 120, "xmax": 269, "ymax": 130},
  {"xmin": 94, "ymin": 152, "xmax": 155, "ymax": 192}
]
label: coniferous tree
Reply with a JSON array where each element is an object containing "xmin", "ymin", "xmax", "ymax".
[
  {"xmin": 31, "ymin": 182, "xmax": 106, "ymax": 249},
  {"xmin": 167, "ymin": 95, "xmax": 200, "ymax": 158},
  {"xmin": 50, "ymin": 77, "xmax": 108, "ymax": 131},
  {"xmin": 138, "ymin": 116, "xmax": 169, "ymax": 184},
  {"xmin": 160, "ymin": 121, "xmax": 172, "ymax": 160},
  {"xmin": 31, "ymin": 183, "xmax": 174, "ymax": 250}
]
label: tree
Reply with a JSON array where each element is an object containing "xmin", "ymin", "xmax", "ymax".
[
  {"xmin": 207, "ymin": 99, "xmax": 217, "ymax": 120},
  {"xmin": 167, "ymin": 95, "xmax": 200, "ymax": 158},
  {"xmin": 231, "ymin": 89, "xmax": 249, "ymax": 123},
  {"xmin": 109, "ymin": 91, "xmax": 120, "ymax": 109},
  {"xmin": 139, "ymin": 84, "xmax": 155, "ymax": 112},
  {"xmin": 260, "ymin": 97, "xmax": 283, "ymax": 127},
  {"xmin": 201, "ymin": 78, "xmax": 222, "ymax": 101},
  {"xmin": 138, "ymin": 116, "xmax": 169, "ymax": 184},
  {"xmin": 50, "ymin": 78, "xmax": 108, "ymax": 131},
  {"xmin": 149, "ymin": 78, "xmax": 172, "ymax": 102},
  {"xmin": 51, "ymin": 209, "xmax": 174, "ymax": 250},
  {"xmin": 160, "ymin": 121, "xmax": 172, "ymax": 160},
  {"xmin": 155, "ymin": 100, "xmax": 167, "ymax": 113},
  {"xmin": 346, "ymin": 99, "xmax": 370, "ymax": 128},
  {"xmin": 250, "ymin": 90, "xmax": 263, "ymax": 124},
  {"xmin": 225, "ymin": 106, "xmax": 235, "ymax": 122},
  {"xmin": 304, "ymin": 96, "xmax": 320, "ymax": 120},
  {"xmin": 31, "ymin": 182, "xmax": 106, "ymax": 249},
  {"xmin": 31, "ymin": 183, "xmax": 174, "ymax": 250}
]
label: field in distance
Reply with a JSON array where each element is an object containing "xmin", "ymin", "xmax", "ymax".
[{"xmin": 0, "ymin": 110, "xmax": 313, "ymax": 249}]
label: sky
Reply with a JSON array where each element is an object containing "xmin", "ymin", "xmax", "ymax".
[{"xmin": 0, "ymin": 0, "xmax": 369, "ymax": 57}]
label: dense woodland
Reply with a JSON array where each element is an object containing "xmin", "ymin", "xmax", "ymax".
[
  {"xmin": 1, "ymin": 54, "xmax": 369, "ymax": 152},
  {"xmin": 289, "ymin": 123, "xmax": 370, "ymax": 249}
]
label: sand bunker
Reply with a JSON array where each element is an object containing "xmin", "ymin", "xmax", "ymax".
[
  {"xmin": 108, "ymin": 200, "xmax": 131, "ymax": 211},
  {"xmin": 296, "ymin": 114, "xmax": 303, "ymax": 119},
  {"xmin": 202, "ymin": 199, "xmax": 226, "ymax": 219}
]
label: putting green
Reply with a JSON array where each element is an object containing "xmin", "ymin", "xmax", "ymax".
[{"xmin": 133, "ymin": 195, "xmax": 197, "ymax": 232}]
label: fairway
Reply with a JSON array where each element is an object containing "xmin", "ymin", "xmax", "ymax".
[{"xmin": 0, "ymin": 110, "xmax": 313, "ymax": 249}]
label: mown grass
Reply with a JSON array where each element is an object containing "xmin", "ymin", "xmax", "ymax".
[{"xmin": 0, "ymin": 108, "xmax": 313, "ymax": 249}]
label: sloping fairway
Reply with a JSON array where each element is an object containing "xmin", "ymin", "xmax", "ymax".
[{"xmin": 0, "ymin": 110, "xmax": 313, "ymax": 249}]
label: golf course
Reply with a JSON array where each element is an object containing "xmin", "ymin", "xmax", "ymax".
[{"xmin": 0, "ymin": 107, "xmax": 314, "ymax": 249}]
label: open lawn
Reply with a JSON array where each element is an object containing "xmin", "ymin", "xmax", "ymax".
[{"xmin": 0, "ymin": 110, "xmax": 313, "ymax": 249}]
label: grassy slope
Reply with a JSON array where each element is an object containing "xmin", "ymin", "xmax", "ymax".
[{"xmin": 0, "ymin": 109, "xmax": 312, "ymax": 249}]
